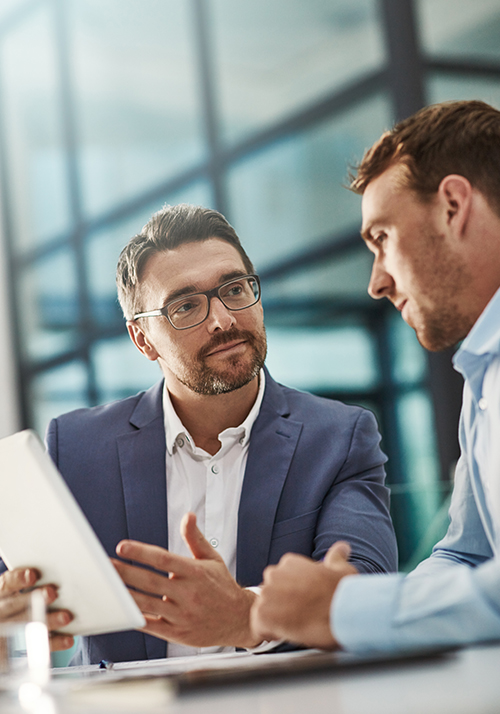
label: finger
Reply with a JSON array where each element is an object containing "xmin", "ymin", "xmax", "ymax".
[
  {"xmin": 181, "ymin": 512, "xmax": 222, "ymax": 562},
  {"xmin": 115, "ymin": 540, "xmax": 193, "ymax": 577},
  {"xmin": 324, "ymin": 541, "xmax": 351, "ymax": 568},
  {"xmin": 126, "ymin": 587, "xmax": 177, "ymax": 622},
  {"xmin": 50, "ymin": 633, "xmax": 75, "ymax": 652},
  {"xmin": 139, "ymin": 614, "xmax": 178, "ymax": 642},
  {"xmin": 0, "ymin": 568, "xmax": 39, "ymax": 597},
  {"xmin": 112, "ymin": 559, "xmax": 173, "ymax": 598},
  {"xmin": 47, "ymin": 609, "xmax": 73, "ymax": 633}
]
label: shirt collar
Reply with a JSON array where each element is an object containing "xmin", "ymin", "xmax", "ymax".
[
  {"xmin": 454, "ymin": 286, "xmax": 500, "ymax": 396},
  {"xmin": 457, "ymin": 286, "xmax": 500, "ymax": 359},
  {"xmin": 163, "ymin": 369, "xmax": 266, "ymax": 455}
]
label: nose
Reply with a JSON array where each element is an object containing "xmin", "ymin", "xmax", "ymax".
[
  {"xmin": 206, "ymin": 296, "xmax": 237, "ymax": 331},
  {"xmin": 367, "ymin": 257, "xmax": 394, "ymax": 300}
]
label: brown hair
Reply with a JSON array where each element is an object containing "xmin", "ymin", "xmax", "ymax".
[
  {"xmin": 116, "ymin": 204, "xmax": 255, "ymax": 320},
  {"xmin": 349, "ymin": 100, "xmax": 500, "ymax": 217}
]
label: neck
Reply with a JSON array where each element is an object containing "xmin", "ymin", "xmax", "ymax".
[{"xmin": 165, "ymin": 375, "xmax": 260, "ymax": 456}]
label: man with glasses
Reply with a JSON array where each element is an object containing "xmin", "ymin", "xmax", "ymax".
[{"xmin": 46, "ymin": 203, "xmax": 397, "ymax": 664}]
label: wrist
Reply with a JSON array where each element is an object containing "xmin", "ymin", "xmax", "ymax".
[{"xmin": 232, "ymin": 588, "xmax": 262, "ymax": 649}]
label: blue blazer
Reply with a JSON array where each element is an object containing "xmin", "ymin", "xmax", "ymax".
[{"xmin": 45, "ymin": 369, "xmax": 397, "ymax": 664}]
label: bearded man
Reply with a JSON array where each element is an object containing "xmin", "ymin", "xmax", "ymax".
[{"xmin": 42, "ymin": 203, "xmax": 396, "ymax": 665}]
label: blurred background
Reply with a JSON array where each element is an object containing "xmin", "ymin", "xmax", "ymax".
[{"xmin": 0, "ymin": 0, "xmax": 499, "ymax": 573}]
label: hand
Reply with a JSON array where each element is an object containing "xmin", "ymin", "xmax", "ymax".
[
  {"xmin": 0, "ymin": 568, "xmax": 74, "ymax": 651},
  {"xmin": 251, "ymin": 541, "xmax": 358, "ymax": 649},
  {"xmin": 113, "ymin": 513, "xmax": 261, "ymax": 648}
]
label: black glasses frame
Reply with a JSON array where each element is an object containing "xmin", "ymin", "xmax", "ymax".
[{"xmin": 132, "ymin": 274, "xmax": 261, "ymax": 330}]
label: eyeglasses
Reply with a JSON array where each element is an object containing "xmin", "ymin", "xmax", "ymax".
[{"xmin": 133, "ymin": 274, "xmax": 261, "ymax": 330}]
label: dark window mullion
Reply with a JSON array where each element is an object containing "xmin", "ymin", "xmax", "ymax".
[{"xmin": 52, "ymin": 0, "xmax": 98, "ymax": 405}]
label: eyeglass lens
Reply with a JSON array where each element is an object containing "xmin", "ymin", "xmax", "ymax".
[{"xmin": 167, "ymin": 276, "xmax": 259, "ymax": 329}]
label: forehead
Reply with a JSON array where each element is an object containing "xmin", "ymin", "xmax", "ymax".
[
  {"xmin": 361, "ymin": 163, "xmax": 413, "ymax": 235},
  {"xmin": 139, "ymin": 238, "xmax": 247, "ymax": 302}
]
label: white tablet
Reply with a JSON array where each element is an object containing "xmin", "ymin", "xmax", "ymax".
[{"xmin": 0, "ymin": 429, "xmax": 145, "ymax": 637}]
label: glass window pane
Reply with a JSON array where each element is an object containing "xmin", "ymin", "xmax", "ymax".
[
  {"xmin": 93, "ymin": 335, "xmax": 161, "ymax": 404},
  {"xmin": 418, "ymin": 0, "xmax": 500, "ymax": 61},
  {"xmin": 427, "ymin": 74, "xmax": 500, "ymax": 109},
  {"xmin": 85, "ymin": 181, "xmax": 213, "ymax": 327},
  {"xmin": 30, "ymin": 361, "xmax": 89, "ymax": 439},
  {"xmin": 211, "ymin": 0, "xmax": 386, "ymax": 143},
  {"xmin": 18, "ymin": 249, "xmax": 79, "ymax": 360},
  {"xmin": 390, "ymin": 313, "xmax": 427, "ymax": 385},
  {"xmin": 263, "ymin": 248, "xmax": 374, "ymax": 307},
  {"xmin": 265, "ymin": 325, "xmax": 378, "ymax": 392},
  {"xmin": 69, "ymin": 0, "xmax": 206, "ymax": 218},
  {"xmin": 0, "ymin": 0, "xmax": 27, "ymax": 22},
  {"xmin": 0, "ymin": 4, "xmax": 72, "ymax": 251},
  {"xmin": 227, "ymin": 94, "xmax": 392, "ymax": 271},
  {"xmin": 396, "ymin": 390, "xmax": 441, "ymax": 539}
]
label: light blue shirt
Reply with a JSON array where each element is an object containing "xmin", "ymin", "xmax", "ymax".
[{"xmin": 332, "ymin": 287, "xmax": 500, "ymax": 652}]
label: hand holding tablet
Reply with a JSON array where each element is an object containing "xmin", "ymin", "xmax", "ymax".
[{"xmin": 0, "ymin": 430, "xmax": 145, "ymax": 637}]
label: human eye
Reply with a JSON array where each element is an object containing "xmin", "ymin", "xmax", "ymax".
[
  {"xmin": 169, "ymin": 296, "xmax": 201, "ymax": 317},
  {"xmin": 220, "ymin": 280, "xmax": 245, "ymax": 299},
  {"xmin": 227, "ymin": 282, "xmax": 244, "ymax": 297},
  {"xmin": 372, "ymin": 232, "xmax": 387, "ymax": 246}
]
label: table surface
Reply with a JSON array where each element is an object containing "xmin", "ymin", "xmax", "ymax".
[{"xmin": 2, "ymin": 643, "xmax": 500, "ymax": 714}]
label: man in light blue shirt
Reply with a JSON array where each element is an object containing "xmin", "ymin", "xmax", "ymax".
[{"xmin": 251, "ymin": 99, "xmax": 500, "ymax": 652}]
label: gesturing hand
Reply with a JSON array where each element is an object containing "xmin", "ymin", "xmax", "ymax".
[
  {"xmin": 251, "ymin": 541, "xmax": 358, "ymax": 649},
  {"xmin": 113, "ymin": 513, "xmax": 260, "ymax": 649},
  {"xmin": 0, "ymin": 568, "xmax": 74, "ymax": 651}
]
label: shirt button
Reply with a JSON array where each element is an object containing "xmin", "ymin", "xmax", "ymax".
[
  {"xmin": 479, "ymin": 397, "xmax": 488, "ymax": 410},
  {"xmin": 210, "ymin": 538, "xmax": 219, "ymax": 548},
  {"xmin": 211, "ymin": 464, "xmax": 219, "ymax": 474},
  {"xmin": 239, "ymin": 436, "xmax": 245, "ymax": 445},
  {"xmin": 176, "ymin": 437, "xmax": 185, "ymax": 448}
]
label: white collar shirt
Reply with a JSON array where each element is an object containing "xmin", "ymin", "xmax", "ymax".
[{"xmin": 163, "ymin": 370, "xmax": 265, "ymax": 657}]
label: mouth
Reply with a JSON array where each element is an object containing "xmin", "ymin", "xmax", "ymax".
[
  {"xmin": 395, "ymin": 300, "xmax": 407, "ymax": 313},
  {"xmin": 205, "ymin": 340, "xmax": 247, "ymax": 357}
]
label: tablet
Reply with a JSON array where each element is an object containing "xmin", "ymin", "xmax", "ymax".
[{"xmin": 0, "ymin": 429, "xmax": 145, "ymax": 637}]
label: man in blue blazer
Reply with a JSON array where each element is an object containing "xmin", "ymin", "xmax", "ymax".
[{"xmin": 46, "ymin": 203, "xmax": 397, "ymax": 664}]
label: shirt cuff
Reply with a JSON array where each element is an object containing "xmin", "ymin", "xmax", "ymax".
[
  {"xmin": 330, "ymin": 573, "xmax": 404, "ymax": 653},
  {"xmin": 244, "ymin": 586, "xmax": 284, "ymax": 653}
]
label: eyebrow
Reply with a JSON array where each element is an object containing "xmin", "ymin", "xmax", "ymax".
[
  {"xmin": 360, "ymin": 225, "xmax": 373, "ymax": 243},
  {"xmin": 161, "ymin": 270, "xmax": 249, "ymax": 306}
]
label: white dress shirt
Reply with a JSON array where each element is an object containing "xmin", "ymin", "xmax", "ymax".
[{"xmin": 163, "ymin": 370, "xmax": 265, "ymax": 657}]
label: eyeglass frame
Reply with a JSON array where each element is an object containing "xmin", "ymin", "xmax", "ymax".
[{"xmin": 131, "ymin": 273, "xmax": 261, "ymax": 330}]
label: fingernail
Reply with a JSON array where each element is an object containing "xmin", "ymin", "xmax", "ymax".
[
  {"xmin": 24, "ymin": 569, "xmax": 32, "ymax": 585},
  {"xmin": 57, "ymin": 611, "xmax": 71, "ymax": 626}
]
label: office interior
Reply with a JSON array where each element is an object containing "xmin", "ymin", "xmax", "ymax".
[{"xmin": 0, "ymin": 0, "xmax": 499, "ymax": 576}]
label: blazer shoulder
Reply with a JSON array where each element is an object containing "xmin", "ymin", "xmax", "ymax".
[
  {"xmin": 269, "ymin": 376, "xmax": 375, "ymax": 427},
  {"xmin": 48, "ymin": 381, "xmax": 164, "ymax": 438}
]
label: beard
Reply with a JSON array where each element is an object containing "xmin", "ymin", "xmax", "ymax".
[
  {"xmin": 177, "ymin": 326, "xmax": 267, "ymax": 395},
  {"xmin": 406, "ymin": 228, "xmax": 475, "ymax": 352},
  {"xmin": 414, "ymin": 302, "xmax": 474, "ymax": 352}
]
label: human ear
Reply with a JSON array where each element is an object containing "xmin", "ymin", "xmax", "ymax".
[
  {"xmin": 437, "ymin": 175, "xmax": 472, "ymax": 237},
  {"xmin": 126, "ymin": 321, "xmax": 159, "ymax": 361}
]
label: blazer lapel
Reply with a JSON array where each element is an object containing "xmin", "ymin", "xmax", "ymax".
[
  {"xmin": 236, "ymin": 373, "xmax": 303, "ymax": 586},
  {"xmin": 116, "ymin": 381, "xmax": 168, "ymax": 660}
]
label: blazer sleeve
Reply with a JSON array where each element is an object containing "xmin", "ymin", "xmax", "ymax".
[{"xmin": 312, "ymin": 408, "xmax": 398, "ymax": 575}]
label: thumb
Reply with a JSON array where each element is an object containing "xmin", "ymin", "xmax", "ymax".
[
  {"xmin": 181, "ymin": 512, "xmax": 222, "ymax": 561},
  {"xmin": 324, "ymin": 541, "xmax": 351, "ymax": 569}
]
